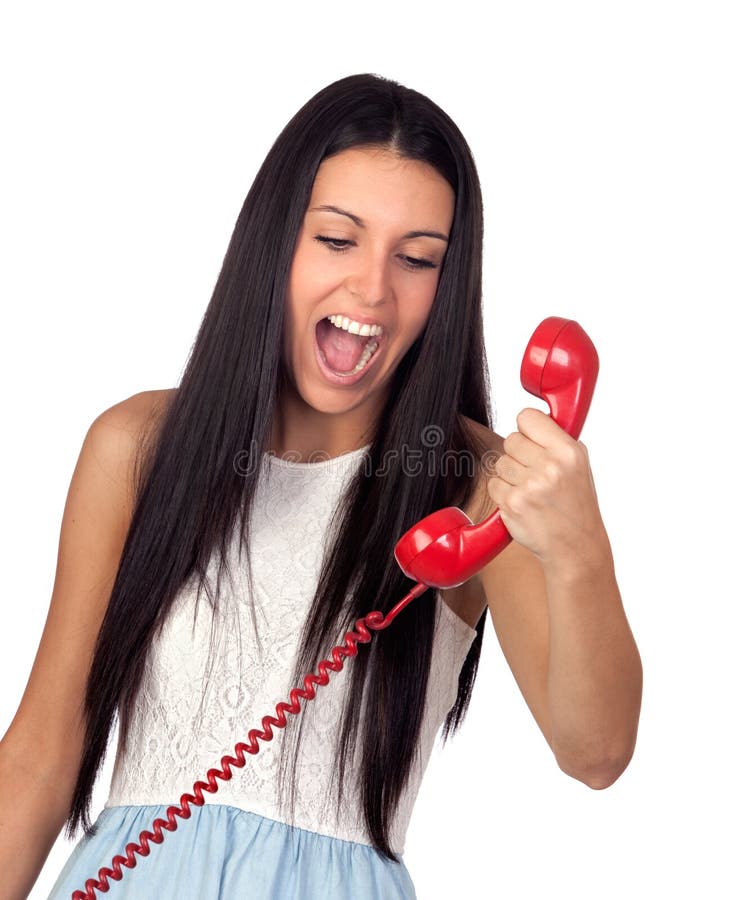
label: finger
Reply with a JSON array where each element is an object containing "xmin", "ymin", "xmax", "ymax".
[
  {"xmin": 494, "ymin": 452, "xmax": 525, "ymax": 486},
  {"xmin": 502, "ymin": 430, "xmax": 545, "ymax": 468},
  {"xmin": 516, "ymin": 407, "xmax": 565, "ymax": 448}
]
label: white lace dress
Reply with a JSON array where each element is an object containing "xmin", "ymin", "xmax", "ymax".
[{"xmin": 48, "ymin": 445, "xmax": 477, "ymax": 899}]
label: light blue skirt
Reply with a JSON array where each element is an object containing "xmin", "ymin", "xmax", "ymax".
[{"xmin": 47, "ymin": 803, "xmax": 418, "ymax": 899}]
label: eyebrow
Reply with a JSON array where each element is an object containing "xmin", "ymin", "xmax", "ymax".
[{"xmin": 308, "ymin": 204, "xmax": 449, "ymax": 243}]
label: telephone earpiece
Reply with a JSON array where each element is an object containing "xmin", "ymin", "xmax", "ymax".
[{"xmin": 394, "ymin": 316, "xmax": 600, "ymax": 590}]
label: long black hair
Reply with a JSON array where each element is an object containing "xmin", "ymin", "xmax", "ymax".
[{"xmin": 66, "ymin": 72, "xmax": 494, "ymax": 862}]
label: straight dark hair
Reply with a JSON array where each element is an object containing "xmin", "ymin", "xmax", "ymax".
[{"xmin": 66, "ymin": 72, "xmax": 495, "ymax": 862}]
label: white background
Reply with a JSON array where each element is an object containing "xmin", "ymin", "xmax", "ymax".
[{"xmin": 1, "ymin": 2, "xmax": 746, "ymax": 897}]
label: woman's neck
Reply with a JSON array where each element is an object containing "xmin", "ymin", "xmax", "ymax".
[{"xmin": 268, "ymin": 374, "xmax": 384, "ymax": 461}]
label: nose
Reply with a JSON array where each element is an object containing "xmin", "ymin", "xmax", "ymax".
[{"xmin": 345, "ymin": 250, "xmax": 391, "ymax": 306}]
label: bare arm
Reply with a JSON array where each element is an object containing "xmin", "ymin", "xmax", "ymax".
[
  {"xmin": 0, "ymin": 391, "xmax": 166, "ymax": 900},
  {"xmin": 462, "ymin": 414, "xmax": 642, "ymax": 787},
  {"xmin": 478, "ymin": 536, "xmax": 642, "ymax": 786}
]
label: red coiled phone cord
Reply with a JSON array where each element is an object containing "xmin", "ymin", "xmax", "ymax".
[{"xmin": 71, "ymin": 580, "xmax": 429, "ymax": 899}]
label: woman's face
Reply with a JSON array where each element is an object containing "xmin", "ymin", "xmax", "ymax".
[{"xmin": 283, "ymin": 145, "xmax": 455, "ymax": 417}]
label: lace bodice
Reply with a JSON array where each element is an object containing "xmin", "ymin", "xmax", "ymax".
[{"xmin": 105, "ymin": 444, "xmax": 477, "ymax": 854}]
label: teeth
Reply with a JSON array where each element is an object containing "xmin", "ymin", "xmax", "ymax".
[
  {"xmin": 329, "ymin": 336, "xmax": 380, "ymax": 376},
  {"xmin": 328, "ymin": 315, "xmax": 383, "ymax": 338}
]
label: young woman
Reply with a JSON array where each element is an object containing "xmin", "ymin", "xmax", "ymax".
[{"xmin": 0, "ymin": 73, "xmax": 642, "ymax": 899}]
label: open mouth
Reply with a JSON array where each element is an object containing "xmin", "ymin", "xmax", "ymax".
[{"xmin": 314, "ymin": 317, "xmax": 385, "ymax": 381}]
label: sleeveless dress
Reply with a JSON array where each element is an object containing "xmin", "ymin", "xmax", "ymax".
[{"xmin": 48, "ymin": 444, "xmax": 477, "ymax": 899}]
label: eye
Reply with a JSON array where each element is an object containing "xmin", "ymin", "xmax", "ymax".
[
  {"xmin": 314, "ymin": 235, "xmax": 438, "ymax": 271},
  {"xmin": 400, "ymin": 255, "xmax": 438, "ymax": 272},
  {"xmin": 314, "ymin": 236, "xmax": 352, "ymax": 252}
]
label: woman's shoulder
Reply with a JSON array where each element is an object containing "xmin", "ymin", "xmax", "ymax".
[
  {"xmin": 457, "ymin": 414, "xmax": 505, "ymax": 522},
  {"xmin": 458, "ymin": 414, "xmax": 504, "ymax": 455},
  {"xmin": 96, "ymin": 388, "xmax": 176, "ymax": 432},
  {"xmin": 91, "ymin": 388, "xmax": 177, "ymax": 496},
  {"xmin": 432, "ymin": 416, "xmax": 505, "ymax": 631}
]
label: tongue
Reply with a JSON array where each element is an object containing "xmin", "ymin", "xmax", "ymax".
[{"xmin": 316, "ymin": 319, "xmax": 370, "ymax": 372}]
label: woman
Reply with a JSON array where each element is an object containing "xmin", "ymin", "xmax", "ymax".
[{"xmin": 0, "ymin": 72, "xmax": 642, "ymax": 899}]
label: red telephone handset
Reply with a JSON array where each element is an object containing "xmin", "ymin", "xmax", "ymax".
[
  {"xmin": 71, "ymin": 315, "xmax": 599, "ymax": 899},
  {"xmin": 394, "ymin": 316, "xmax": 599, "ymax": 589}
]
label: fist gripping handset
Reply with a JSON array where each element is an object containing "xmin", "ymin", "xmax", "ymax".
[
  {"xmin": 394, "ymin": 315, "xmax": 600, "ymax": 589},
  {"xmin": 71, "ymin": 316, "xmax": 599, "ymax": 899}
]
